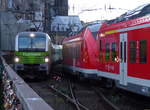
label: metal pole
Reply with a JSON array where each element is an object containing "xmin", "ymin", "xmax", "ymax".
[
  {"xmin": 44, "ymin": 0, "xmax": 46, "ymax": 32},
  {"xmin": 0, "ymin": 12, "xmax": 1, "ymax": 55},
  {"xmin": 44, "ymin": 0, "xmax": 49, "ymax": 33}
]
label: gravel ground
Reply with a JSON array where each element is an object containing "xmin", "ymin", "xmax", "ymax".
[
  {"xmin": 101, "ymin": 87, "xmax": 150, "ymax": 110},
  {"xmin": 28, "ymin": 79, "xmax": 75, "ymax": 110},
  {"xmin": 4, "ymin": 58, "xmax": 150, "ymax": 110},
  {"xmin": 27, "ymin": 74, "xmax": 112, "ymax": 110}
]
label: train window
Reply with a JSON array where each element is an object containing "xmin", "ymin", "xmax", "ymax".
[
  {"xmin": 78, "ymin": 44, "xmax": 81, "ymax": 58},
  {"xmin": 74, "ymin": 47, "xmax": 76, "ymax": 58},
  {"xmin": 139, "ymin": 40, "xmax": 147, "ymax": 64},
  {"xmin": 130, "ymin": 41, "xmax": 136, "ymax": 63},
  {"xmin": 63, "ymin": 45, "xmax": 66, "ymax": 58},
  {"xmin": 74, "ymin": 45, "xmax": 80, "ymax": 59},
  {"xmin": 76, "ymin": 46, "xmax": 78, "ymax": 58},
  {"xmin": 75, "ymin": 46, "xmax": 77, "ymax": 58},
  {"xmin": 69, "ymin": 47, "xmax": 71, "ymax": 58},
  {"xmin": 62, "ymin": 46, "xmax": 65, "ymax": 58},
  {"xmin": 100, "ymin": 40, "xmax": 102, "ymax": 51},
  {"xmin": 111, "ymin": 43, "xmax": 117, "ymax": 61},
  {"xmin": 72, "ymin": 47, "xmax": 74, "ymax": 58},
  {"xmin": 73, "ymin": 45, "xmax": 80, "ymax": 59},
  {"xmin": 64, "ymin": 47, "xmax": 67, "ymax": 58},
  {"xmin": 99, "ymin": 40, "xmax": 103, "ymax": 62},
  {"xmin": 75, "ymin": 46, "xmax": 79, "ymax": 58},
  {"xmin": 105, "ymin": 43, "xmax": 110, "ymax": 61}
]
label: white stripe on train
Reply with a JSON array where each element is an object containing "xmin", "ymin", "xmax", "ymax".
[
  {"xmin": 118, "ymin": 23, "xmax": 150, "ymax": 32},
  {"xmin": 64, "ymin": 65, "xmax": 150, "ymax": 88}
]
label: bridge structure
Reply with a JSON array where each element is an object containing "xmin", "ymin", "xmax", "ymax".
[{"xmin": 0, "ymin": 56, "xmax": 54, "ymax": 110}]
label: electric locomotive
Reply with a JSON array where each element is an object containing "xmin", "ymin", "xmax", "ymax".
[{"xmin": 14, "ymin": 32, "xmax": 52, "ymax": 77}]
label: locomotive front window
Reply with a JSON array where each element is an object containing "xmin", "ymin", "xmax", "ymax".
[
  {"xmin": 18, "ymin": 37, "xmax": 31, "ymax": 49},
  {"xmin": 18, "ymin": 36, "xmax": 46, "ymax": 51},
  {"xmin": 32, "ymin": 37, "xmax": 46, "ymax": 49}
]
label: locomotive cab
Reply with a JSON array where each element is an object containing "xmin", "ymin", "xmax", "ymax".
[{"xmin": 14, "ymin": 32, "xmax": 52, "ymax": 76}]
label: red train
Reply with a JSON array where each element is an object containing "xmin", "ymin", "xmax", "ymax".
[
  {"xmin": 63, "ymin": 4, "xmax": 150, "ymax": 96},
  {"xmin": 62, "ymin": 24, "xmax": 99, "ymax": 78}
]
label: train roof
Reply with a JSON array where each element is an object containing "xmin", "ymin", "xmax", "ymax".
[
  {"xmin": 106, "ymin": 3, "xmax": 150, "ymax": 25},
  {"xmin": 17, "ymin": 32, "xmax": 48, "ymax": 37},
  {"xmin": 66, "ymin": 23, "xmax": 101, "ymax": 40},
  {"xmin": 63, "ymin": 24, "xmax": 101, "ymax": 44},
  {"xmin": 63, "ymin": 22, "xmax": 104, "ymax": 44},
  {"xmin": 99, "ymin": 4, "xmax": 150, "ymax": 33}
]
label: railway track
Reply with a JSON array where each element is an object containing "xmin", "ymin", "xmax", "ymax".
[
  {"xmin": 49, "ymin": 81, "xmax": 89, "ymax": 110},
  {"xmin": 92, "ymin": 87, "xmax": 120, "ymax": 110},
  {"xmin": 111, "ymin": 89, "xmax": 150, "ymax": 110},
  {"xmin": 48, "ymin": 74, "xmax": 120, "ymax": 110},
  {"xmin": 24, "ymin": 71, "xmax": 150, "ymax": 110},
  {"xmin": 70, "ymin": 80, "xmax": 120, "ymax": 110},
  {"xmin": 26, "ymin": 73, "xmax": 120, "ymax": 110}
]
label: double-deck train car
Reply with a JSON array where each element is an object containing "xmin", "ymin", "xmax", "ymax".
[
  {"xmin": 97, "ymin": 4, "xmax": 150, "ymax": 96},
  {"xmin": 63, "ymin": 4, "xmax": 150, "ymax": 97},
  {"xmin": 14, "ymin": 32, "xmax": 52, "ymax": 77},
  {"xmin": 62, "ymin": 24, "xmax": 100, "ymax": 79}
]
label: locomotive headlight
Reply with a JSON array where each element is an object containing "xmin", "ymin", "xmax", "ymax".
[
  {"xmin": 45, "ymin": 57, "xmax": 49, "ymax": 63},
  {"xmin": 14, "ymin": 57, "xmax": 19, "ymax": 63},
  {"xmin": 30, "ymin": 33, "xmax": 35, "ymax": 37}
]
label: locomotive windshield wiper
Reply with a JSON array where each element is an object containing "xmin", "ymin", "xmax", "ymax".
[
  {"xmin": 19, "ymin": 48, "xmax": 32, "ymax": 52},
  {"xmin": 32, "ymin": 48, "xmax": 45, "ymax": 52},
  {"xmin": 19, "ymin": 48, "xmax": 45, "ymax": 52}
]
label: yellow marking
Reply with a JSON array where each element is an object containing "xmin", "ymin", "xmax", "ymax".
[{"xmin": 105, "ymin": 30, "xmax": 118, "ymax": 35}]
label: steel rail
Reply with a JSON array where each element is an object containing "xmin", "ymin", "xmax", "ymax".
[
  {"xmin": 92, "ymin": 87, "xmax": 120, "ymax": 110},
  {"xmin": 49, "ymin": 84, "xmax": 90, "ymax": 110},
  {"xmin": 68, "ymin": 80, "xmax": 90, "ymax": 110},
  {"xmin": 68, "ymin": 80, "xmax": 81, "ymax": 110}
]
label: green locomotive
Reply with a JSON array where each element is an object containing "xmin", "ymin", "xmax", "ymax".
[{"xmin": 14, "ymin": 32, "xmax": 52, "ymax": 76}]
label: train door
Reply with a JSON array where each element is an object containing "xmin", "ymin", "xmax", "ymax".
[
  {"xmin": 120, "ymin": 33, "xmax": 128, "ymax": 85},
  {"xmin": 73, "ymin": 43, "xmax": 76, "ymax": 73}
]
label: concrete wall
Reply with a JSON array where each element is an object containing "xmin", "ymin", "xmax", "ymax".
[{"xmin": 0, "ymin": 12, "xmax": 30, "ymax": 51}]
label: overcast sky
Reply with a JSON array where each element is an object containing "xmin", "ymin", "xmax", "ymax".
[{"xmin": 68, "ymin": 0, "xmax": 150, "ymax": 22}]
